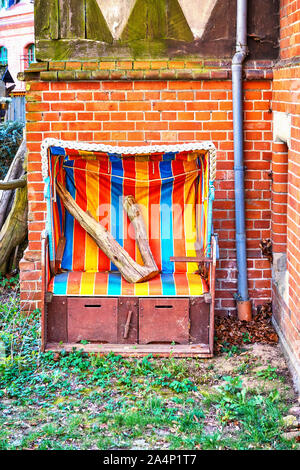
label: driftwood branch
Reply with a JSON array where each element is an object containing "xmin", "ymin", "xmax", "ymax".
[
  {"xmin": 0, "ymin": 178, "xmax": 27, "ymax": 190},
  {"xmin": 0, "ymin": 184, "xmax": 28, "ymax": 270},
  {"xmin": 56, "ymin": 182, "xmax": 159, "ymax": 283},
  {"xmin": 0, "ymin": 139, "xmax": 27, "ymax": 230}
]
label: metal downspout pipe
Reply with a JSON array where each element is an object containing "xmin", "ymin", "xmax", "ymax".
[{"xmin": 232, "ymin": 0, "xmax": 252, "ymax": 320}]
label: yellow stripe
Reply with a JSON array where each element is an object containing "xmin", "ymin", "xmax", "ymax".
[
  {"xmin": 80, "ymin": 272, "xmax": 96, "ymax": 296},
  {"xmin": 134, "ymin": 279, "xmax": 149, "ymax": 296},
  {"xmin": 187, "ymin": 273, "xmax": 205, "ymax": 296},
  {"xmin": 133, "ymin": 160, "xmax": 149, "ymax": 297},
  {"xmin": 134, "ymin": 159, "xmax": 149, "ymax": 266}
]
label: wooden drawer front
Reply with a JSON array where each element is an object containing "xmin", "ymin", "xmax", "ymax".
[
  {"xmin": 68, "ymin": 298, "xmax": 118, "ymax": 343},
  {"xmin": 139, "ymin": 298, "xmax": 189, "ymax": 345},
  {"xmin": 189, "ymin": 298, "xmax": 210, "ymax": 344}
]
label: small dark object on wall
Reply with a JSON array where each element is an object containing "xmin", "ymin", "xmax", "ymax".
[
  {"xmin": 259, "ymin": 238, "xmax": 273, "ymax": 263},
  {"xmin": 255, "ymin": 302, "xmax": 272, "ymax": 321},
  {"xmin": 197, "ymin": 262, "xmax": 209, "ymax": 282}
]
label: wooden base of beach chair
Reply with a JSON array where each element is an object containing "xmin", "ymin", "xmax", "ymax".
[
  {"xmin": 44, "ymin": 294, "xmax": 213, "ymax": 357},
  {"xmin": 41, "ymin": 233, "xmax": 217, "ymax": 358}
]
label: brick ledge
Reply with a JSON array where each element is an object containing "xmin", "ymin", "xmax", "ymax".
[{"xmin": 18, "ymin": 59, "xmax": 274, "ymax": 82}]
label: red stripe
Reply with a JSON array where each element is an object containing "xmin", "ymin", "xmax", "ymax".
[
  {"xmin": 122, "ymin": 157, "xmax": 136, "ymax": 261},
  {"xmin": 73, "ymin": 158, "xmax": 87, "ymax": 270},
  {"xmin": 172, "ymin": 159, "xmax": 187, "ymax": 273},
  {"xmin": 98, "ymin": 156, "xmax": 111, "ymax": 271},
  {"xmin": 148, "ymin": 158, "xmax": 162, "ymax": 271}
]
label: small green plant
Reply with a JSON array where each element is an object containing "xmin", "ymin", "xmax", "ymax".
[
  {"xmin": 0, "ymin": 273, "xmax": 19, "ymax": 289},
  {"xmin": 220, "ymin": 342, "xmax": 243, "ymax": 357},
  {"xmin": 242, "ymin": 332, "xmax": 252, "ymax": 344},
  {"xmin": 256, "ymin": 366, "xmax": 278, "ymax": 381}
]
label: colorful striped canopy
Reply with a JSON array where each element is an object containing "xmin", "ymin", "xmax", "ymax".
[{"xmin": 46, "ymin": 145, "xmax": 214, "ymax": 297}]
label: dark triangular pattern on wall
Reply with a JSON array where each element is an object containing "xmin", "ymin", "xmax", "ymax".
[
  {"xmin": 121, "ymin": 0, "xmax": 166, "ymax": 42},
  {"xmin": 167, "ymin": 0, "xmax": 194, "ymax": 42},
  {"xmin": 86, "ymin": 0, "xmax": 113, "ymax": 43},
  {"xmin": 121, "ymin": 0, "xmax": 193, "ymax": 43}
]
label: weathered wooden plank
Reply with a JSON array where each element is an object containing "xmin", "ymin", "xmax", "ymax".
[
  {"xmin": 47, "ymin": 296, "xmax": 67, "ymax": 343},
  {"xmin": 34, "ymin": 0, "xmax": 59, "ymax": 40},
  {"xmin": 86, "ymin": 0, "xmax": 113, "ymax": 43},
  {"xmin": 46, "ymin": 342, "xmax": 212, "ymax": 357},
  {"xmin": 189, "ymin": 297, "xmax": 210, "ymax": 344},
  {"xmin": 34, "ymin": 38, "xmax": 174, "ymax": 61},
  {"xmin": 59, "ymin": 0, "xmax": 85, "ymax": 39}
]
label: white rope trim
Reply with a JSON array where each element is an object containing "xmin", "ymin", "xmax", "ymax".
[{"xmin": 41, "ymin": 138, "xmax": 217, "ymax": 181}]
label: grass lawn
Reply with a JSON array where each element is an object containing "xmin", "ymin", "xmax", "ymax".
[{"xmin": 0, "ymin": 281, "xmax": 299, "ymax": 451}]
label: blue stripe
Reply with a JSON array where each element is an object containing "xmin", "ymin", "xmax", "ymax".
[
  {"xmin": 199, "ymin": 168, "xmax": 204, "ymax": 251},
  {"xmin": 50, "ymin": 146, "xmax": 66, "ymax": 156},
  {"xmin": 109, "ymin": 154, "xmax": 124, "ymax": 271},
  {"xmin": 206, "ymin": 181, "xmax": 215, "ymax": 256},
  {"xmin": 159, "ymin": 159, "xmax": 174, "ymax": 273},
  {"xmin": 61, "ymin": 161, "xmax": 75, "ymax": 270},
  {"xmin": 44, "ymin": 177, "xmax": 54, "ymax": 263},
  {"xmin": 107, "ymin": 272, "xmax": 121, "ymax": 296},
  {"xmin": 162, "ymin": 151, "xmax": 177, "ymax": 161},
  {"xmin": 52, "ymin": 272, "xmax": 68, "ymax": 295},
  {"xmin": 161, "ymin": 273, "xmax": 176, "ymax": 296}
]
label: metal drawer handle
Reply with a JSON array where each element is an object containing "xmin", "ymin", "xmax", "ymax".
[{"xmin": 155, "ymin": 305, "xmax": 173, "ymax": 309}]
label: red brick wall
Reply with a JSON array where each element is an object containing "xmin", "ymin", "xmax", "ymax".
[
  {"xmin": 271, "ymin": 0, "xmax": 300, "ymax": 373},
  {"xmin": 20, "ymin": 75, "xmax": 273, "ymax": 316},
  {"xmin": 279, "ymin": 0, "xmax": 300, "ymax": 59}
]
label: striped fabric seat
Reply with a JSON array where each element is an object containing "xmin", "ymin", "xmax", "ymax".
[
  {"xmin": 49, "ymin": 272, "xmax": 208, "ymax": 297},
  {"xmin": 46, "ymin": 145, "xmax": 211, "ymax": 297}
]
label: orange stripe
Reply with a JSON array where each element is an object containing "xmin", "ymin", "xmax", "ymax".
[
  {"xmin": 121, "ymin": 277, "xmax": 135, "ymax": 296},
  {"xmin": 94, "ymin": 272, "xmax": 108, "ymax": 295},
  {"xmin": 174, "ymin": 273, "xmax": 190, "ymax": 296},
  {"xmin": 148, "ymin": 272, "xmax": 162, "ymax": 295},
  {"xmin": 67, "ymin": 271, "xmax": 82, "ymax": 295}
]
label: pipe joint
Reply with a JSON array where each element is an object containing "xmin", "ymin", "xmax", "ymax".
[{"xmin": 232, "ymin": 49, "xmax": 248, "ymax": 66}]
